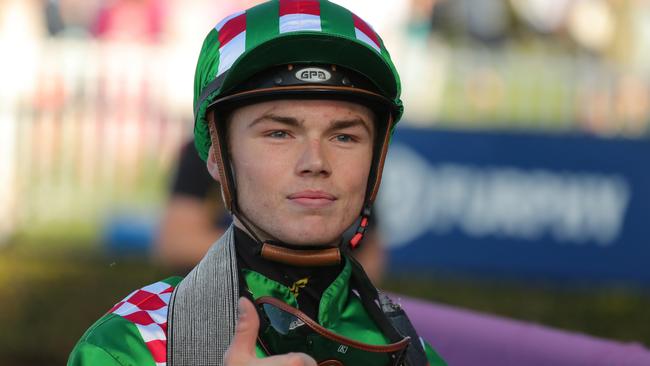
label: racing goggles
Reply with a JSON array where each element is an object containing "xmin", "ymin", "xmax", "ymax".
[{"xmin": 255, "ymin": 296, "xmax": 411, "ymax": 366}]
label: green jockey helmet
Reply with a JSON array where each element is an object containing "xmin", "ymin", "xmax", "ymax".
[{"xmin": 193, "ymin": 0, "xmax": 403, "ymax": 248}]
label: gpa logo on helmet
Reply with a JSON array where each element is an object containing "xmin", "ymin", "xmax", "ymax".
[{"xmin": 296, "ymin": 67, "xmax": 332, "ymax": 83}]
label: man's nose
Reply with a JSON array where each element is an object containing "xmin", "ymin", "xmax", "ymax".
[{"xmin": 295, "ymin": 139, "xmax": 331, "ymax": 177}]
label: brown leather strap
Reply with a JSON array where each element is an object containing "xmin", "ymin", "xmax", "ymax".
[
  {"xmin": 318, "ymin": 360, "xmax": 344, "ymax": 366},
  {"xmin": 256, "ymin": 296, "xmax": 411, "ymax": 353},
  {"xmin": 208, "ymin": 84, "xmax": 392, "ymax": 110},
  {"xmin": 368, "ymin": 113, "xmax": 394, "ymax": 203},
  {"xmin": 260, "ymin": 243, "xmax": 341, "ymax": 267},
  {"xmin": 207, "ymin": 110, "xmax": 234, "ymax": 211}
]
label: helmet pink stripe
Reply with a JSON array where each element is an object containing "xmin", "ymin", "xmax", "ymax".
[
  {"xmin": 214, "ymin": 10, "xmax": 245, "ymax": 31},
  {"xmin": 352, "ymin": 13, "xmax": 380, "ymax": 48},
  {"xmin": 217, "ymin": 13, "xmax": 246, "ymax": 48},
  {"xmin": 279, "ymin": 0, "xmax": 321, "ymax": 16}
]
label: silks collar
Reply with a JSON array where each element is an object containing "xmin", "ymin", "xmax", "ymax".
[{"xmin": 241, "ymin": 257, "xmax": 353, "ymax": 329}]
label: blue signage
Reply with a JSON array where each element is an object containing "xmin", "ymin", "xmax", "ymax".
[{"xmin": 377, "ymin": 127, "xmax": 650, "ymax": 283}]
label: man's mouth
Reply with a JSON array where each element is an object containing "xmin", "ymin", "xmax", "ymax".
[{"xmin": 287, "ymin": 190, "xmax": 337, "ymax": 208}]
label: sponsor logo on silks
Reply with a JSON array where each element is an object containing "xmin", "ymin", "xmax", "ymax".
[
  {"xmin": 337, "ymin": 345, "xmax": 349, "ymax": 354},
  {"xmin": 289, "ymin": 277, "xmax": 309, "ymax": 298},
  {"xmin": 296, "ymin": 67, "xmax": 331, "ymax": 82}
]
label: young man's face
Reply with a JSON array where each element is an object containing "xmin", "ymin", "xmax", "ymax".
[{"xmin": 223, "ymin": 99, "xmax": 375, "ymax": 246}]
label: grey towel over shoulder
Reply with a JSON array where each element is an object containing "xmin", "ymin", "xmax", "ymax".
[{"xmin": 167, "ymin": 225, "xmax": 240, "ymax": 366}]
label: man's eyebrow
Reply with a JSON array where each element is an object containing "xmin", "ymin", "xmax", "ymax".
[
  {"xmin": 248, "ymin": 113, "xmax": 302, "ymax": 128},
  {"xmin": 328, "ymin": 118, "xmax": 373, "ymax": 136}
]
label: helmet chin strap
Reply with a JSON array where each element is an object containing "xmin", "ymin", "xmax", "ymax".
[{"xmin": 232, "ymin": 204, "xmax": 344, "ymax": 267}]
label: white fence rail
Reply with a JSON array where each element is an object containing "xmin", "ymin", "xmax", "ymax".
[{"xmin": 1, "ymin": 40, "xmax": 191, "ymax": 242}]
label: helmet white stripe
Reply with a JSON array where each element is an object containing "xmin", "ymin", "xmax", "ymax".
[
  {"xmin": 355, "ymin": 28, "xmax": 380, "ymax": 53},
  {"xmin": 217, "ymin": 31, "xmax": 246, "ymax": 77},
  {"xmin": 279, "ymin": 13, "xmax": 322, "ymax": 33}
]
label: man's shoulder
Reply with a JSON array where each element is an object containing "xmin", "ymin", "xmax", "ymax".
[
  {"xmin": 68, "ymin": 277, "xmax": 182, "ymax": 366},
  {"xmin": 106, "ymin": 276, "xmax": 181, "ymax": 316}
]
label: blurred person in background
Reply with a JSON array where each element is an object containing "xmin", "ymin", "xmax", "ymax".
[
  {"xmin": 43, "ymin": 0, "xmax": 103, "ymax": 38},
  {"xmin": 68, "ymin": 1, "xmax": 446, "ymax": 365},
  {"xmin": 154, "ymin": 140, "xmax": 231, "ymax": 273},
  {"xmin": 155, "ymin": 140, "xmax": 388, "ymax": 283}
]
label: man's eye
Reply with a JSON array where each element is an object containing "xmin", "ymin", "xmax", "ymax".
[
  {"xmin": 268, "ymin": 131, "xmax": 288, "ymax": 138},
  {"xmin": 334, "ymin": 134, "xmax": 354, "ymax": 143}
]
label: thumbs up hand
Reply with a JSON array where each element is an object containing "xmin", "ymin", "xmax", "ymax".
[{"xmin": 224, "ymin": 297, "xmax": 318, "ymax": 366}]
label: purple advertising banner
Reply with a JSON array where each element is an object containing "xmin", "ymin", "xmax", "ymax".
[{"xmin": 399, "ymin": 295, "xmax": 650, "ymax": 366}]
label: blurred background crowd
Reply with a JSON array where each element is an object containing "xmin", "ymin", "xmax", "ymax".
[{"xmin": 1, "ymin": 0, "xmax": 649, "ymax": 365}]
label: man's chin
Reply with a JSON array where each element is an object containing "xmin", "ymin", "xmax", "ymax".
[{"xmin": 278, "ymin": 228, "xmax": 343, "ymax": 247}]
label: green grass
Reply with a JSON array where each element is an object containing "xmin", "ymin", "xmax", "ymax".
[{"xmin": 0, "ymin": 246, "xmax": 168, "ymax": 366}]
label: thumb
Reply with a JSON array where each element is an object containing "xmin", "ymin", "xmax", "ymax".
[{"xmin": 224, "ymin": 297, "xmax": 260, "ymax": 364}]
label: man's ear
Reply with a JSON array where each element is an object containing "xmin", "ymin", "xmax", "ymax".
[{"xmin": 206, "ymin": 145, "xmax": 222, "ymax": 183}]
